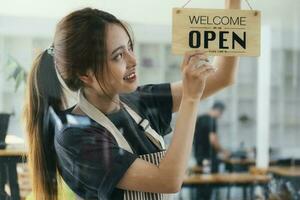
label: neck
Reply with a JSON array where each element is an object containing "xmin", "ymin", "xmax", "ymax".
[{"xmin": 83, "ymin": 87, "xmax": 120, "ymax": 114}]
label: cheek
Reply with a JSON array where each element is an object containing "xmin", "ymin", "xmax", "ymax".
[{"xmin": 108, "ymin": 64, "xmax": 126, "ymax": 85}]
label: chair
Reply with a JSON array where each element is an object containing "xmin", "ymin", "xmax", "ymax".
[
  {"xmin": 0, "ymin": 113, "xmax": 11, "ymax": 149},
  {"xmin": 276, "ymin": 158, "xmax": 300, "ymax": 166}
]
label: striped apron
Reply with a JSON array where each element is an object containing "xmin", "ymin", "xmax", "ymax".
[{"xmin": 78, "ymin": 89, "xmax": 173, "ymax": 200}]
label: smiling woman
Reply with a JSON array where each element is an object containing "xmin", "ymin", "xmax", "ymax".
[{"xmin": 22, "ymin": 1, "xmax": 239, "ymax": 200}]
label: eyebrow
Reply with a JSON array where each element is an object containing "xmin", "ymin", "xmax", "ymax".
[
  {"xmin": 110, "ymin": 40, "xmax": 132, "ymax": 56},
  {"xmin": 111, "ymin": 46, "xmax": 125, "ymax": 56}
]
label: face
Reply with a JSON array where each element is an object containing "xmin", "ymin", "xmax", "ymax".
[
  {"xmin": 214, "ymin": 109, "xmax": 223, "ymax": 118},
  {"xmin": 98, "ymin": 23, "xmax": 138, "ymax": 95}
]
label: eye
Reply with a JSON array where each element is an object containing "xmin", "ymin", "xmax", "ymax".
[{"xmin": 114, "ymin": 52, "xmax": 123, "ymax": 60}]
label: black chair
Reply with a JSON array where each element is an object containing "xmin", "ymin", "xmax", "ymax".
[
  {"xmin": 276, "ymin": 158, "xmax": 300, "ymax": 166},
  {"xmin": 0, "ymin": 113, "xmax": 10, "ymax": 149}
]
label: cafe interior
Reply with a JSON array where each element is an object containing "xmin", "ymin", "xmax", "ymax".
[{"xmin": 0, "ymin": 0, "xmax": 299, "ymax": 199}]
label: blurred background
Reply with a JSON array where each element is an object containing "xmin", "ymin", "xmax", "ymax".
[{"xmin": 0, "ymin": 0, "xmax": 299, "ymax": 199}]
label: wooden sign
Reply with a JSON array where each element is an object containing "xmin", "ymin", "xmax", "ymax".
[{"xmin": 172, "ymin": 8, "xmax": 261, "ymax": 56}]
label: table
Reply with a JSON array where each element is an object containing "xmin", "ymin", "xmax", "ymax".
[
  {"xmin": 189, "ymin": 159, "xmax": 275, "ymax": 173},
  {"xmin": 268, "ymin": 166, "xmax": 300, "ymax": 178},
  {"xmin": 0, "ymin": 145, "xmax": 27, "ymax": 200},
  {"xmin": 182, "ymin": 173, "xmax": 271, "ymax": 200},
  {"xmin": 222, "ymin": 158, "xmax": 277, "ymax": 172}
]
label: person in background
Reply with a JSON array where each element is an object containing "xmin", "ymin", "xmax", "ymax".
[
  {"xmin": 193, "ymin": 101, "xmax": 230, "ymax": 200},
  {"xmin": 194, "ymin": 101, "xmax": 230, "ymax": 173}
]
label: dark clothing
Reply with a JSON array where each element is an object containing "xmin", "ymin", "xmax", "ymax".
[
  {"xmin": 193, "ymin": 114, "xmax": 219, "ymax": 200},
  {"xmin": 54, "ymin": 83, "xmax": 173, "ymax": 200},
  {"xmin": 193, "ymin": 114, "xmax": 218, "ymax": 172}
]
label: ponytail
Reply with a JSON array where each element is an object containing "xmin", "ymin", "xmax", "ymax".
[{"xmin": 23, "ymin": 50, "xmax": 66, "ymax": 200}]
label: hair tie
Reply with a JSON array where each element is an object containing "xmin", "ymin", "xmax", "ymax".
[{"xmin": 47, "ymin": 45, "xmax": 54, "ymax": 56}]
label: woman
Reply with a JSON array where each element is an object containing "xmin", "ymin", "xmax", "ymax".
[{"xmin": 23, "ymin": 1, "xmax": 240, "ymax": 200}]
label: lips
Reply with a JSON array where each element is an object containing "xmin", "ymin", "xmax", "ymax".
[{"xmin": 123, "ymin": 71, "xmax": 136, "ymax": 81}]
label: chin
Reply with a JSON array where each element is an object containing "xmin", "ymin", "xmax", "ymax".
[
  {"xmin": 121, "ymin": 81, "xmax": 138, "ymax": 93},
  {"xmin": 128, "ymin": 83, "xmax": 138, "ymax": 92}
]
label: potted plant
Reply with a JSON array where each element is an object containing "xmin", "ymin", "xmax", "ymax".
[{"xmin": 0, "ymin": 55, "xmax": 27, "ymax": 149}]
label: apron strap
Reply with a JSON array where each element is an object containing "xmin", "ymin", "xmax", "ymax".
[
  {"xmin": 122, "ymin": 104, "xmax": 166, "ymax": 150},
  {"xmin": 78, "ymin": 89, "xmax": 133, "ymax": 153}
]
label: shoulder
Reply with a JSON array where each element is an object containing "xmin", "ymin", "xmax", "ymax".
[
  {"xmin": 122, "ymin": 83, "xmax": 171, "ymax": 101},
  {"xmin": 201, "ymin": 114, "xmax": 213, "ymax": 120},
  {"xmin": 54, "ymin": 114, "xmax": 117, "ymax": 151},
  {"xmin": 121, "ymin": 83, "xmax": 172, "ymax": 112},
  {"xmin": 197, "ymin": 114, "xmax": 208, "ymax": 121},
  {"xmin": 197, "ymin": 114, "xmax": 213, "ymax": 125}
]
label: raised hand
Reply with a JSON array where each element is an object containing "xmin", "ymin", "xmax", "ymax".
[{"xmin": 181, "ymin": 50, "xmax": 216, "ymax": 101}]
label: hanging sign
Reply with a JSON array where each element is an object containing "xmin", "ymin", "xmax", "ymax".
[{"xmin": 172, "ymin": 8, "xmax": 261, "ymax": 56}]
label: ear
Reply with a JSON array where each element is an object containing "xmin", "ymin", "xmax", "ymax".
[{"xmin": 78, "ymin": 71, "xmax": 94, "ymax": 86}]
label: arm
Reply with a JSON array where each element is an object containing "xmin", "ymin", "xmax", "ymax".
[
  {"xmin": 171, "ymin": 0, "xmax": 241, "ymax": 113},
  {"xmin": 210, "ymin": 132, "xmax": 231, "ymax": 159},
  {"xmin": 209, "ymin": 132, "xmax": 224, "ymax": 153},
  {"xmin": 117, "ymin": 50, "xmax": 216, "ymax": 193},
  {"xmin": 117, "ymin": 100, "xmax": 198, "ymax": 193},
  {"xmin": 208, "ymin": 117, "xmax": 227, "ymax": 154}
]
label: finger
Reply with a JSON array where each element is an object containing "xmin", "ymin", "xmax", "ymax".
[
  {"xmin": 183, "ymin": 50, "xmax": 206, "ymax": 66},
  {"xmin": 198, "ymin": 66, "xmax": 216, "ymax": 75},
  {"xmin": 191, "ymin": 63, "xmax": 215, "ymax": 73},
  {"xmin": 186, "ymin": 52, "xmax": 207, "ymax": 66},
  {"xmin": 191, "ymin": 59, "xmax": 210, "ymax": 69},
  {"xmin": 195, "ymin": 67, "xmax": 216, "ymax": 78},
  {"xmin": 189, "ymin": 55, "xmax": 209, "ymax": 66},
  {"xmin": 203, "ymin": 68, "xmax": 216, "ymax": 77},
  {"xmin": 183, "ymin": 50, "xmax": 204, "ymax": 64}
]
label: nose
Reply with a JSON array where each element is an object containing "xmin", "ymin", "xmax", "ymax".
[{"xmin": 125, "ymin": 50, "xmax": 137, "ymax": 68}]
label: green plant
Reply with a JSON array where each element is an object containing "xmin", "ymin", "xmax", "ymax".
[
  {"xmin": 5, "ymin": 55, "xmax": 27, "ymax": 92},
  {"xmin": 239, "ymin": 114, "xmax": 251, "ymax": 124}
]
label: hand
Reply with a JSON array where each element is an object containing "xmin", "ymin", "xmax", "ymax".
[
  {"xmin": 225, "ymin": 0, "xmax": 241, "ymax": 9},
  {"xmin": 181, "ymin": 50, "xmax": 216, "ymax": 101},
  {"xmin": 222, "ymin": 150, "xmax": 231, "ymax": 159}
]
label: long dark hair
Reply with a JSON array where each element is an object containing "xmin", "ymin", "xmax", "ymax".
[{"xmin": 23, "ymin": 8, "xmax": 134, "ymax": 200}]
